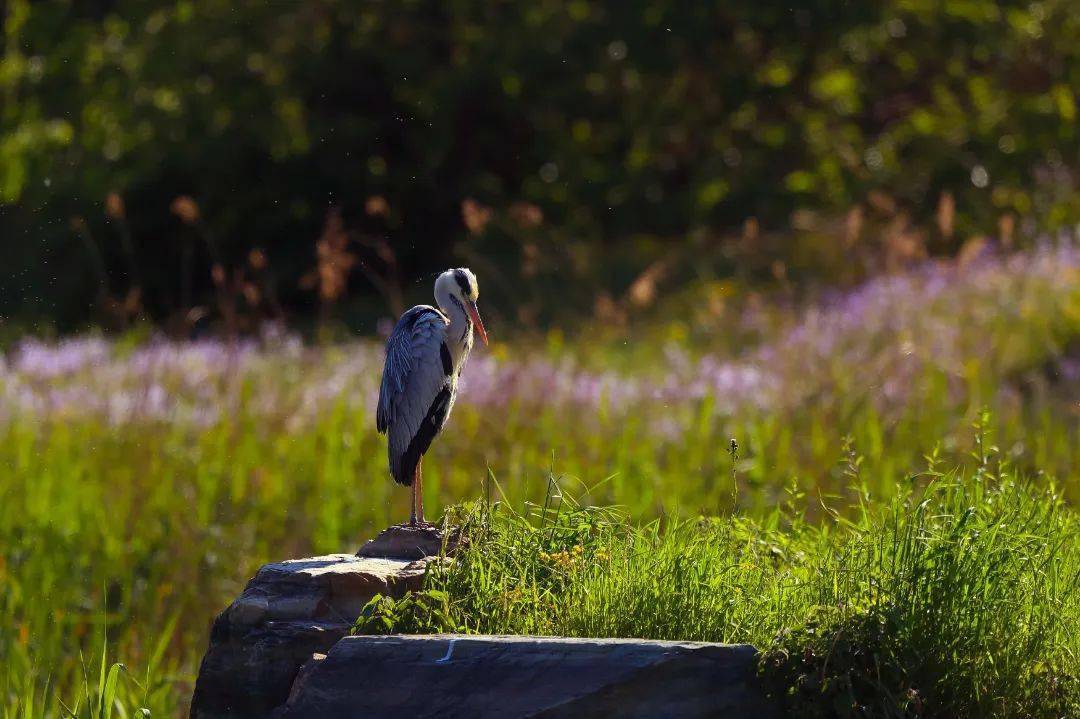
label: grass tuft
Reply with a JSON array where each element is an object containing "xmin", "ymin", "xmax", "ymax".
[{"xmin": 393, "ymin": 463, "xmax": 1080, "ymax": 718}]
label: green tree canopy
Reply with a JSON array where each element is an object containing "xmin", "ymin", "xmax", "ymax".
[{"xmin": 1, "ymin": 0, "xmax": 1077, "ymax": 331}]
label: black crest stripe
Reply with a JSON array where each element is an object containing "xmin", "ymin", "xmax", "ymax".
[{"xmin": 453, "ymin": 269, "xmax": 471, "ymax": 295}]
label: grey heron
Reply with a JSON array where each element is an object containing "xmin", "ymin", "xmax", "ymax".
[{"xmin": 376, "ymin": 268, "xmax": 489, "ymax": 525}]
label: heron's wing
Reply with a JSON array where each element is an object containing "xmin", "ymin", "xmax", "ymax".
[{"xmin": 377, "ymin": 306, "xmax": 454, "ymax": 481}]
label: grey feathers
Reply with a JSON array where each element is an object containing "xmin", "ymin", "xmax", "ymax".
[{"xmin": 376, "ymin": 305, "xmax": 458, "ymax": 484}]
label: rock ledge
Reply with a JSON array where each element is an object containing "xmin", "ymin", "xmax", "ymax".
[
  {"xmin": 355, "ymin": 523, "xmax": 460, "ymax": 559},
  {"xmin": 190, "ymin": 553, "xmax": 433, "ymax": 718},
  {"xmin": 191, "ymin": 546, "xmax": 778, "ymax": 718}
]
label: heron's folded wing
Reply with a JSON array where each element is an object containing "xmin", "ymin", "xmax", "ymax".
[{"xmin": 376, "ymin": 306, "xmax": 449, "ymax": 435}]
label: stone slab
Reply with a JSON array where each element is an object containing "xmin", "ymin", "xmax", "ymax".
[{"xmin": 280, "ymin": 634, "xmax": 778, "ymax": 718}]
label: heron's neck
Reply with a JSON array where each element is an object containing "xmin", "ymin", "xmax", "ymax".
[{"xmin": 436, "ymin": 292, "xmax": 474, "ymax": 361}]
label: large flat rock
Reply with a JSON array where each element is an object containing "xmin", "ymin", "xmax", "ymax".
[
  {"xmin": 190, "ymin": 554, "xmax": 432, "ymax": 718},
  {"xmin": 192, "ymin": 549, "xmax": 778, "ymax": 718},
  {"xmin": 281, "ymin": 635, "xmax": 777, "ymax": 718}
]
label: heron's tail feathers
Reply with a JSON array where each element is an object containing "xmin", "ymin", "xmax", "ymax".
[{"xmin": 390, "ymin": 451, "xmax": 414, "ymax": 486}]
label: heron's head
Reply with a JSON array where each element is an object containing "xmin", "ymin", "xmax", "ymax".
[{"xmin": 435, "ymin": 268, "xmax": 488, "ymax": 345}]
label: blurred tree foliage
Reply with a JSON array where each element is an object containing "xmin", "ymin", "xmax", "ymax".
[{"xmin": 0, "ymin": 0, "xmax": 1077, "ymax": 333}]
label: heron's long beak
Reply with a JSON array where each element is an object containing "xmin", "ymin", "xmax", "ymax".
[{"xmin": 466, "ymin": 300, "xmax": 489, "ymax": 345}]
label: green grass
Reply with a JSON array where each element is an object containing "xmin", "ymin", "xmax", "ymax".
[
  {"xmin": 1, "ymin": 385, "xmax": 1076, "ymax": 718},
  {"xmin": 1, "ymin": 392, "xmax": 1075, "ymax": 713},
  {"xmin": 361, "ymin": 445, "xmax": 1079, "ymax": 718}
]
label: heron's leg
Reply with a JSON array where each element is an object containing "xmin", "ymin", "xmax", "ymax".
[
  {"xmin": 414, "ymin": 456, "xmax": 425, "ymax": 524},
  {"xmin": 409, "ymin": 480, "xmax": 417, "ymax": 526}
]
